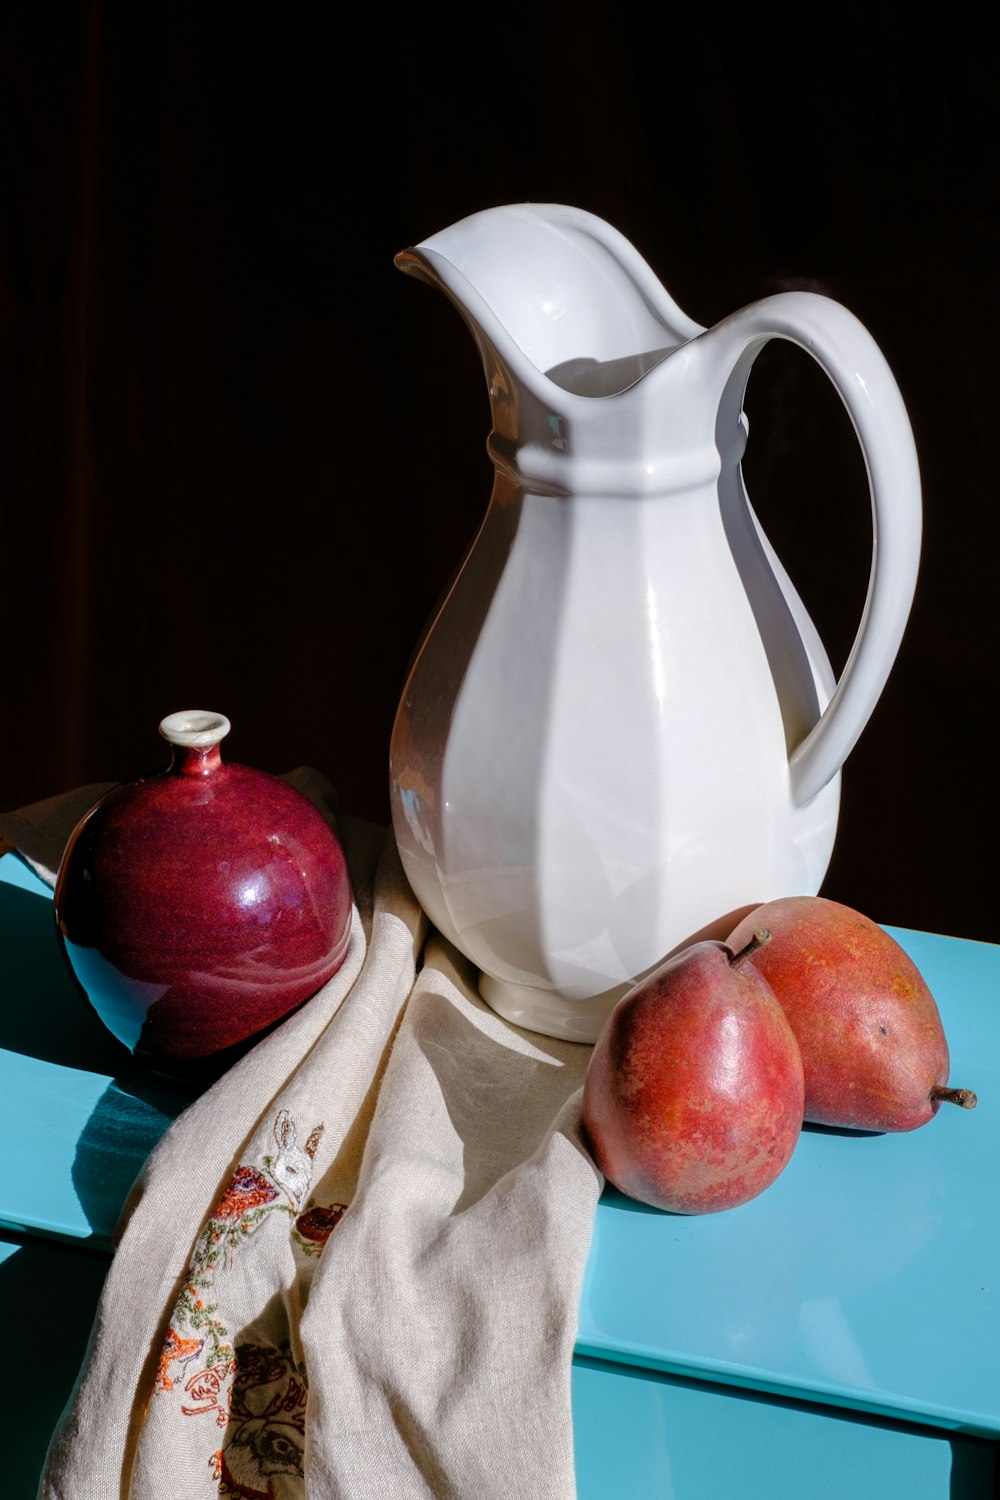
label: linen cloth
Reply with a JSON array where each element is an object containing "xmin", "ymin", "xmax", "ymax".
[{"xmin": 0, "ymin": 770, "xmax": 602, "ymax": 1500}]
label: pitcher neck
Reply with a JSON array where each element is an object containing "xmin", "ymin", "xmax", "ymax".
[{"xmin": 487, "ymin": 417, "xmax": 747, "ymax": 501}]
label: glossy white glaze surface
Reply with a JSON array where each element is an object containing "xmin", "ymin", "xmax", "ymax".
[
  {"xmin": 159, "ymin": 710, "xmax": 231, "ymax": 748},
  {"xmin": 390, "ymin": 204, "xmax": 922, "ymax": 1041}
]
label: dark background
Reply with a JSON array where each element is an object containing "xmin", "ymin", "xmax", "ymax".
[{"xmin": 1, "ymin": 3, "xmax": 995, "ymax": 942}]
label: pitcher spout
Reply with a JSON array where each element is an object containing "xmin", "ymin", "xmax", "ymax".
[{"xmin": 395, "ymin": 203, "xmax": 705, "ymax": 406}]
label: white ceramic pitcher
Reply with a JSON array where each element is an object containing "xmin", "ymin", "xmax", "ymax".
[{"xmin": 389, "ymin": 203, "xmax": 921, "ymax": 1042}]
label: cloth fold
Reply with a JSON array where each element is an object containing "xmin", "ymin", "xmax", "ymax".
[{"xmin": 1, "ymin": 773, "xmax": 601, "ymax": 1500}]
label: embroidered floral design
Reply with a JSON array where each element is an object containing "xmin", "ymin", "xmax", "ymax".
[
  {"xmin": 182, "ymin": 1358, "xmax": 237, "ymax": 1424},
  {"xmin": 154, "ymin": 1108, "xmax": 324, "ymax": 1434},
  {"xmin": 292, "ymin": 1201, "xmax": 347, "ymax": 1257},
  {"xmin": 216, "ymin": 1341, "xmax": 309, "ymax": 1498},
  {"xmin": 214, "ymin": 1167, "xmax": 279, "ymax": 1220},
  {"xmin": 156, "ymin": 1327, "xmax": 204, "ymax": 1393}
]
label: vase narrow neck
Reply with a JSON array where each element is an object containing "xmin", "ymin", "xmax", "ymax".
[{"xmin": 169, "ymin": 744, "xmax": 224, "ymax": 777}]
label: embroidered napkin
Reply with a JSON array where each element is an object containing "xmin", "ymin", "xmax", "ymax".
[{"xmin": 1, "ymin": 771, "xmax": 602, "ymax": 1499}]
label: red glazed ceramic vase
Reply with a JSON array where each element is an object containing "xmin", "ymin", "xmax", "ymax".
[{"xmin": 54, "ymin": 711, "xmax": 353, "ymax": 1075}]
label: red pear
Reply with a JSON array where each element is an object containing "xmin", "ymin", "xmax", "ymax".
[
  {"xmin": 581, "ymin": 934, "xmax": 804, "ymax": 1214},
  {"xmin": 726, "ymin": 896, "xmax": 977, "ymax": 1132}
]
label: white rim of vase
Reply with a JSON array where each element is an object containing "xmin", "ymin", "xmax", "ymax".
[{"xmin": 159, "ymin": 710, "xmax": 232, "ymax": 748}]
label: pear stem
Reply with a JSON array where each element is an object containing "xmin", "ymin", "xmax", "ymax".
[
  {"xmin": 729, "ymin": 928, "xmax": 772, "ymax": 969},
  {"xmin": 930, "ymin": 1085, "xmax": 978, "ymax": 1110}
]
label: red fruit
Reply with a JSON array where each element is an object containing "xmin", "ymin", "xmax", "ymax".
[
  {"xmin": 726, "ymin": 896, "xmax": 977, "ymax": 1132},
  {"xmin": 581, "ymin": 935, "xmax": 804, "ymax": 1214}
]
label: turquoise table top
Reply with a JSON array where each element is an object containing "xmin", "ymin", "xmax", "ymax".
[{"xmin": 2, "ymin": 851, "xmax": 997, "ymax": 1442}]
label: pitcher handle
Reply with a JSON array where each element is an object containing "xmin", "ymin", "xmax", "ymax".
[{"xmin": 713, "ymin": 291, "xmax": 922, "ymax": 807}]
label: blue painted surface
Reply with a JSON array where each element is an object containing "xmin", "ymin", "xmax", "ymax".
[
  {"xmin": 0, "ymin": 852, "xmax": 52, "ymax": 896},
  {"xmin": 572, "ymin": 1354, "xmax": 995, "ymax": 1498}
]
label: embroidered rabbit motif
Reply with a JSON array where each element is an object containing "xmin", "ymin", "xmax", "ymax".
[{"xmin": 267, "ymin": 1111, "xmax": 323, "ymax": 1209}]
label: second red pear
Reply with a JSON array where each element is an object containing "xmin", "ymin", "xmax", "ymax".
[{"xmin": 726, "ymin": 896, "xmax": 977, "ymax": 1132}]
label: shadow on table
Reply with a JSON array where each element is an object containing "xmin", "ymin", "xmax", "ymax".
[
  {"xmin": 0, "ymin": 874, "xmax": 202, "ymax": 1242},
  {"xmin": 0, "ymin": 1231, "xmax": 112, "ymax": 1497},
  {"xmin": 0, "ymin": 877, "xmax": 128, "ymax": 1073}
]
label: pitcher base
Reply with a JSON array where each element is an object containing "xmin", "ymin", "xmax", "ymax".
[{"xmin": 477, "ymin": 972, "xmax": 628, "ymax": 1044}]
